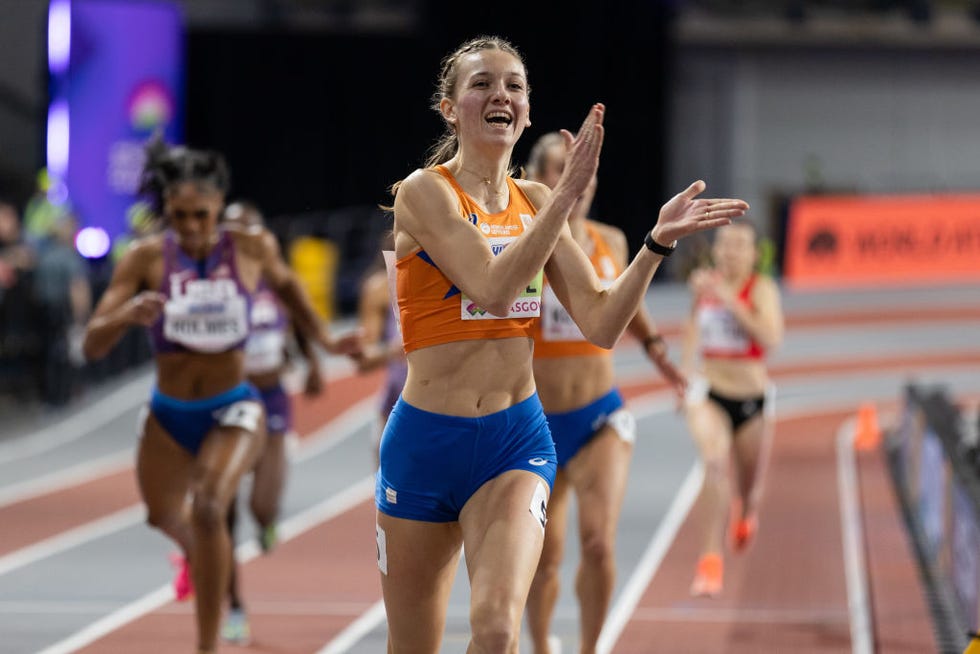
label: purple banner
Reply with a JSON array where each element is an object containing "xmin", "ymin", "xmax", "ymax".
[{"xmin": 49, "ymin": 0, "xmax": 184, "ymax": 255}]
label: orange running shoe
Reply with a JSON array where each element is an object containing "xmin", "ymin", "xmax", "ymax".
[
  {"xmin": 730, "ymin": 514, "xmax": 758, "ymax": 552},
  {"xmin": 690, "ymin": 552, "xmax": 723, "ymax": 598},
  {"xmin": 169, "ymin": 552, "xmax": 194, "ymax": 602}
]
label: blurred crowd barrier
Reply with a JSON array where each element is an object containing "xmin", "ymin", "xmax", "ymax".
[{"xmin": 889, "ymin": 383, "xmax": 980, "ymax": 652}]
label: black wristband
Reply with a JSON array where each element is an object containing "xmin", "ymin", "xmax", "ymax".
[{"xmin": 644, "ymin": 231, "xmax": 676, "ymax": 257}]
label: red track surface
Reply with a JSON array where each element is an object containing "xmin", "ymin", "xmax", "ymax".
[{"xmin": 7, "ymin": 318, "xmax": 972, "ymax": 652}]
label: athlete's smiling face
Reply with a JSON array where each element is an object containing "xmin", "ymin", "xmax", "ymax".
[
  {"xmin": 442, "ymin": 49, "xmax": 530, "ymax": 148},
  {"xmin": 164, "ymin": 182, "xmax": 224, "ymax": 256}
]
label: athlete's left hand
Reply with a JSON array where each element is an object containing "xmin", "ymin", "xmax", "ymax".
[
  {"xmin": 652, "ymin": 353, "xmax": 687, "ymax": 400},
  {"xmin": 304, "ymin": 366, "xmax": 324, "ymax": 397},
  {"xmin": 324, "ymin": 328, "xmax": 365, "ymax": 359},
  {"xmin": 651, "ymin": 181, "xmax": 748, "ymax": 246}
]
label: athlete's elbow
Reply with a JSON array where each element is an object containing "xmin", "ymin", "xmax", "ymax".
[
  {"xmin": 483, "ymin": 298, "xmax": 514, "ymax": 318},
  {"xmin": 465, "ymin": 288, "xmax": 515, "ymax": 318},
  {"xmin": 585, "ymin": 324, "xmax": 620, "ymax": 350}
]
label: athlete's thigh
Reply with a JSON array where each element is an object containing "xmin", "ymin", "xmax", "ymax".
[
  {"xmin": 540, "ymin": 470, "xmax": 572, "ymax": 566},
  {"xmin": 376, "ymin": 511, "xmax": 462, "ymax": 652},
  {"xmin": 686, "ymin": 400, "xmax": 732, "ymax": 460},
  {"xmin": 565, "ymin": 425, "xmax": 633, "ymax": 538},
  {"xmin": 732, "ymin": 411, "xmax": 771, "ymax": 469},
  {"xmin": 460, "ymin": 469, "xmax": 550, "ymax": 601},
  {"xmin": 195, "ymin": 420, "xmax": 266, "ymax": 505},
  {"xmin": 137, "ymin": 411, "xmax": 195, "ymax": 517}
]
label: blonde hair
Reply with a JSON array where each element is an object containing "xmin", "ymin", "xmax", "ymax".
[{"xmin": 525, "ymin": 131, "xmax": 564, "ymax": 180}]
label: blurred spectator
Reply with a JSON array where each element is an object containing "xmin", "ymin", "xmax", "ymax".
[
  {"xmin": 33, "ymin": 213, "xmax": 91, "ymax": 405},
  {"xmin": 0, "ymin": 200, "xmax": 34, "ymax": 297},
  {"xmin": 23, "ymin": 169, "xmax": 70, "ymax": 248},
  {"xmin": 111, "ymin": 200, "xmax": 161, "ymax": 263},
  {"xmin": 0, "ymin": 200, "xmax": 42, "ymax": 400}
]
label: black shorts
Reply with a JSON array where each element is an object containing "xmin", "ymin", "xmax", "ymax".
[{"xmin": 707, "ymin": 388, "xmax": 766, "ymax": 433}]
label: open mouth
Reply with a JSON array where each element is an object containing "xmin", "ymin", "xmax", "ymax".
[{"xmin": 485, "ymin": 111, "xmax": 513, "ymax": 129}]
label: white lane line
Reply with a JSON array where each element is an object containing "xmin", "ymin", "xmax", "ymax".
[
  {"xmin": 0, "ymin": 374, "xmax": 152, "ymax": 465},
  {"xmin": 0, "ymin": 359, "xmax": 363, "ymax": 472},
  {"xmin": 597, "ymin": 463, "xmax": 703, "ymax": 654},
  {"xmin": 0, "ymin": 505, "xmax": 145, "ymax": 577},
  {"xmin": 628, "ymin": 606, "xmax": 850, "ymax": 624},
  {"xmin": 0, "ymin": 450, "xmax": 133, "ymax": 509},
  {"xmin": 310, "ymin": 390, "xmax": 681, "ymax": 653},
  {"xmin": 0, "ymin": 399, "xmax": 375, "ymax": 582},
  {"xmin": 296, "ymin": 396, "xmax": 379, "ymax": 460},
  {"xmin": 315, "ymin": 600, "xmax": 387, "ymax": 654},
  {"xmin": 34, "ymin": 587, "xmax": 176, "ymax": 654},
  {"xmin": 36, "ymin": 475, "xmax": 375, "ymax": 654},
  {"xmin": 598, "ymin": 399, "xmax": 878, "ymax": 653},
  {"xmin": 836, "ymin": 418, "xmax": 874, "ymax": 654}
]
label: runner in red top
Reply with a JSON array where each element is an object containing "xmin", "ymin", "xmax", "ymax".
[{"xmin": 682, "ymin": 222, "xmax": 784, "ymax": 598}]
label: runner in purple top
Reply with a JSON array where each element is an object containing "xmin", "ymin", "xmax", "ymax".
[
  {"xmin": 219, "ymin": 201, "xmax": 325, "ymax": 644},
  {"xmin": 82, "ymin": 138, "xmax": 361, "ymax": 654}
]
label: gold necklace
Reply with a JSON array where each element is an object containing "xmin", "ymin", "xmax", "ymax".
[{"xmin": 456, "ymin": 165, "xmax": 505, "ymax": 196}]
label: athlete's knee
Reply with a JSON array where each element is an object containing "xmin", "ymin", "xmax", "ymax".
[
  {"xmin": 579, "ymin": 529, "xmax": 615, "ymax": 568},
  {"xmin": 470, "ymin": 599, "xmax": 520, "ymax": 653},
  {"xmin": 145, "ymin": 508, "xmax": 182, "ymax": 533},
  {"xmin": 703, "ymin": 455, "xmax": 730, "ymax": 480},
  {"xmin": 532, "ymin": 553, "xmax": 561, "ymax": 588},
  {"xmin": 191, "ymin": 492, "xmax": 226, "ymax": 532}
]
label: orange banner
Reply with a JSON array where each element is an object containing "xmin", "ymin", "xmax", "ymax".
[{"xmin": 785, "ymin": 194, "xmax": 980, "ymax": 288}]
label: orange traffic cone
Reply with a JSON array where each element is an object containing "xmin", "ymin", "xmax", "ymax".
[{"xmin": 854, "ymin": 402, "xmax": 881, "ymax": 451}]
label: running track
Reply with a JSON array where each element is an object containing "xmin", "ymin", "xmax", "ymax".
[{"xmin": 1, "ymin": 283, "xmax": 977, "ymax": 653}]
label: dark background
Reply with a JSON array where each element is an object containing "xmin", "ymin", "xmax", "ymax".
[{"xmin": 185, "ymin": 1, "xmax": 672, "ymax": 257}]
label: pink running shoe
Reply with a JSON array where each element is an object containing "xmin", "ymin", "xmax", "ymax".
[{"xmin": 169, "ymin": 553, "xmax": 194, "ymax": 602}]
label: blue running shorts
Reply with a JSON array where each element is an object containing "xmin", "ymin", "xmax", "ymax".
[
  {"xmin": 257, "ymin": 382, "xmax": 291, "ymax": 436},
  {"xmin": 149, "ymin": 382, "xmax": 263, "ymax": 455},
  {"xmin": 546, "ymin": 388, "xmax": 634, "ymax": 468},
  {"xmin": 376, "ymin": 392, "xmax": 557, "ymax": 522}
]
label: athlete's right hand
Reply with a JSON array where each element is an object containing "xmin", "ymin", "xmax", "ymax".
[
  {"xmin": 555, "ymin": 103, "xmax": 605, "ymax": 201},
  {"xmin": 121, "ymin": 291, "xmax": 166, "ymax": 327}
]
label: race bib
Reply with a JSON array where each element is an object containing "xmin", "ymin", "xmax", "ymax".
[
  {"xmin": 244, "ymin": 328, "xmax": 286, "ymax": 373},
  {"xmin": 698, "ymin": 304, "xmax": 750, "ymax": 353},
  {"xmin": 460, "ymin": 236, "xmax": 542, "ymax": 320},
  {"xmin": 540, "ymin": 279, "xmax": 612, "ymax": 341},
  {"xmin": 163, "ymin": 278, "xmax": 249, "ymax": 352}
]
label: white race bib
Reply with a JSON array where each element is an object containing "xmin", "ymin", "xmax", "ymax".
[
  {"xmin": 698, "ymin": 304, "xmax": 750, "ymax": 353},
  {"xmin": 540, "ymin": 278, "xmax": 612, "ymax": 341},
  {"xmin": 460, "ymin": 236, "xmax": 542, "ymax": 320},
  {"xmin": 244, "ymin": 328, "xmax": 286, "ymax": 373},
  {"xmin": 163, "ymin": 278, "xmax": 249, "ymax": 353}
]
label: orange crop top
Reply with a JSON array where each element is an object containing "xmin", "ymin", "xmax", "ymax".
[
  {"xmin": 531, "ymin": 223, "xmax": 619, "ymax": 359},
  {"xmin": 395, "ymin": 165, "xmax": 544, "ymax": 354}
]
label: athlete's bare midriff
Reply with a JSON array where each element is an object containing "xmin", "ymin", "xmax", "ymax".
[
  {"xmin": 533, "ymin": 353, "xmax": 614, "ymax": 414},
  {"xmin": 703, "ymin": 357, "xmax": 769, "ymax": 398},
  {"xmin": 401, "ymin": 336, "xmax": 536, "ymax": 417},
  {"xmin": 155, "ymin": 349, "xmax": 246, "ymax": 399}
]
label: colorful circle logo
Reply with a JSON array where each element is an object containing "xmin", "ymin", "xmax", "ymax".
[{"xmin": 128, "ymin": 81, "xmax": 173, "ymax": 131}]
